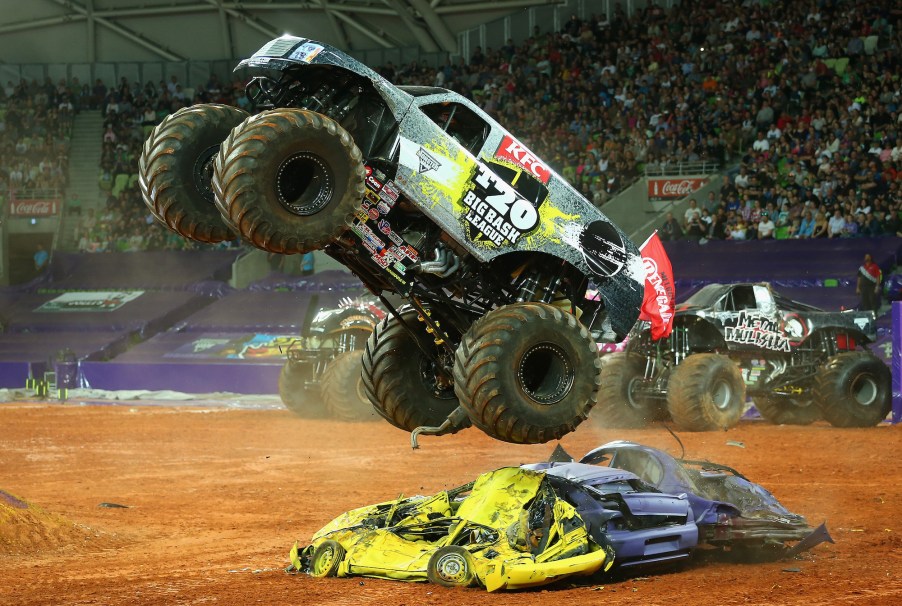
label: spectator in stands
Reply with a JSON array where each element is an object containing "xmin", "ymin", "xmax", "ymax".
[
  {"xmin": 757, "ymin": 213, "xmax": 776, "ymax": 240},
  {"xmin": 683, "ymin": 199, "xmax": 701, "ymax": 228},
  {"xmin": 827, "ymin": 209, "xmax": 846, "ymax": 238},
  {"xmin": 659, "ymin": 212, "xmax": 683, "ymax": 241},
  {"xmin": 842, "ymin": 213, "xmax": 860, "ymax": 238},
  {"xmin": 811, "ymin": 212, "xmax": 829, "ymax": 239},
  {"xmin": 33, "ymin": 243, "xmax": 49, "ymax": 272},
  {"xmin": 797, "ymin": 211, "xmax": 816, "ymax": 239}
]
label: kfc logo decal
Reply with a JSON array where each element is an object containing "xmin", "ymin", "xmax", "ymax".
[{"xmin": 495, "ymin": 135, "xmax": 550, "ymax": 183}]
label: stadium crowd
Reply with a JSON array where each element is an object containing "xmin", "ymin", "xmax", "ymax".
[
  {"xmin": 0, "ymin": 78, "xmax": 73, "ymax": 200},
  {"xmin": 3, "ymin": 0, "xmax": 899, "ymax": 254}
]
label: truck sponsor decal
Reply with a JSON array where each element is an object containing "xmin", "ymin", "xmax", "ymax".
[
  {"xmin": 289, "ymin": 42, "xmax": 324, "ymax": 63},
  {"xmin": 462, "ymin": 164, "xmax": 539, "ymax": 246},
  {"xmin": 724, "ymin": 311, "xmax": 791, "ymax": 352},
  {"xmin": 494, "ymin": 135, "xmax": 550, "ymax": 183},
  {"xmin": 416, "ymin": 148, "xmax": 440, "ymax": 173}
]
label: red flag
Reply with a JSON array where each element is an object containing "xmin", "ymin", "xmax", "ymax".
[{"xmin": 638, "ymin": 231, "xmax": 675, "ymax": 340}]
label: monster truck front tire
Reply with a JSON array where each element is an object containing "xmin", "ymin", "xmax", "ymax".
[
  {"xmin": 592, "ymin": 353, "xmax": 663, "ymax": 428},
  {"xmin": 278, "ymin": 359, "xmax": 321, "ymax": 418},
  {"xmin": 139, "ymin": 103, "xmax": 248, "ymax": 242},
  {"xmin": 752, "ymin": 396, "xmax": 822, "ymax": 425},
  {"xmin": 361, "ymin": 309, "xmax": 461, "ymax": 432},
  {"xmin": 814, "ymin": 351, "xmax": 891, "ymax": 427},
  {"xmin": 213, "ymin": 108, "xmax": 365, "ymax": 254},
  {"xmin": 453, "ymin": 303, "xmax": 600, "ymax": 444},
  {"xmin": 320, "ymin": 350, "xmax": 376, "ymax": 421},
  {"xmin": 666, "ymin": 353, "xmax": 745, "ymax": 431}
]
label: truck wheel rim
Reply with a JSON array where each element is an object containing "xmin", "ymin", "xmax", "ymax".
[
  {"xmin": 518, "ymin": 342, "xmax": 574, "ymax": 405},
  {"xmin": 851, "ymin": 374, "xmax": 878, "ymax": 407},
  {"xmin": 277, "ymin": 152, "xmax": 334, "ymax": 216},
  {"xmin": 192, "ymin": 145, "xmax": 219, "ymax": 202},
  {"xmin": 711, "ymin": 378, "xmax": 733, "ymax": 411}
]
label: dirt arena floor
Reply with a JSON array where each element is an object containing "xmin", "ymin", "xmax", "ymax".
[{"xmin": 1, "ymin": 399, "xmax": 901, "ymax": 606}]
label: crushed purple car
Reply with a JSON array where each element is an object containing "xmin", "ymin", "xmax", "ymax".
[{"xmin": 526, "ymin": 440, "xmax": 832, "ymax": 569}]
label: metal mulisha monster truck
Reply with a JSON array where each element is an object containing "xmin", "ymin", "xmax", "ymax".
[
  {"xmin": 593, "ymin": 282, "xmax": 890, "ymax": 431},
  {"xmin": 139, "ymin": 36, "xmax": 644, "ymax": 445},
  {"xmin": 279, "ymin": 297, "xmax": 385, "ymax": 421}
]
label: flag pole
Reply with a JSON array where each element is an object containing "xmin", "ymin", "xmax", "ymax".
[{"xmin": 639, "ymin": 229, "xmax": 659, "ymax": 250}]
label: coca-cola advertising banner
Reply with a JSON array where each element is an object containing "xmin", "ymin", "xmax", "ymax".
[
  {"xmin": 8, "ymin": 197, "xmax": 61, "ymax": 217},
  {"xmin": 647, "ymin": 178, "xmax": 707, "ymax": 201}
]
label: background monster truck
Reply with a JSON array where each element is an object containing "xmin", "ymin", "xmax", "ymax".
[
  {"xmin": 593, "ymin": 282, "xmax": 891, "ymax": 431},
  {"xmin": 278, "ymin": 297, "xmax": 385, "ymax": 421},
  {"xmin": 139, "ymin": 36, "xmax": 645, "ymax": 445}
]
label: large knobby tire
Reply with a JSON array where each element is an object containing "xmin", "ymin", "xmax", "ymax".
[
  {"xmin": 213, "ymin": 108, "xmax": 365, "ymax": 254},
  {"xmin": 815, "ymin": 352, "xmax": 891, "ymax": 427},
  {"xmin": 592, "ymin": 353, "xmax": 663, "ymax": 428},
  {"xmin": 666, "ymin": 353, "xmax": 746, "ymax": 431},
  {"xmin": 320, "ymin": 350, "xmax": 376, "ymax": 421},
  {"xmin": 310, "ymin": 540, "xmax": 345, "ymax": 578},
  {"xmin": 427, "ymin": 546, "xmax": 477, "ymax": 588},
  {"xmin": 278, "ymin": 359, "xmax": 322, "ymax": 418},
  {"xmin": 361, "ymin": 309, "xmax": 461, "ymax": 432},
  {"xmin": 453, "ymin": 303, "xmax": 600, "ymax": 444},
  {"xmin": 139, "ymin": 103, "xmax": 248, "ymax": 242},
  {"xmin": 753, "ymin": 396, "xmax": 822, "ymax": 426}
]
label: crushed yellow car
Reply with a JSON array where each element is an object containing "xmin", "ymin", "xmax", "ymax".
[{"xmin": 289, "ymin": 467, "xmax": 614, "ymax": 591}]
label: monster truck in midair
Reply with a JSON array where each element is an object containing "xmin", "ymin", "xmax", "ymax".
[
  {"xmin": 139, "ymin": 36, "xmax": 645, "ymax": 445},
  {"xmin": 279, "ymin": 297, "xmax": 385, "ymax": 421},
  {"xmin": 593, "ymin": 282, "xmax": 890, "ymax": 430}
]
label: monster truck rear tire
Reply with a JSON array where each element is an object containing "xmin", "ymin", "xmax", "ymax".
[
  {"xmin": 752, "ymin": 396, "xmax": 822, "ymax": 425},
  {"xmin": 453, "ymin": 303, "xmax": 600, "ymax": 444},
  {"xmin": 814, "ymin": 352, "xmax": 891, "ymax": 427},
  {"xmin": 592, "ymin": 353, "xmax": 663, "ymax": 428},
  {"xmin": 320, "ymin": 351, "xmax": 376, "ymax": 421},
  {"xmin": 213, "ymin": 108, "xmax": 365, "ymax": 254},
  {"xmin": 361, "ymin": 309, "xmax": 461, "ymax": 432},
  {"xmin": 278, "ymin": 360, "xmax": 322, "ymax": 418},
  {"xmin": 139, "ymin": 103, "xmax": 248, "ymax": 242},
  {"xmin": 666, "ymin": 353, "xmax": 745, "ymax": 431}
]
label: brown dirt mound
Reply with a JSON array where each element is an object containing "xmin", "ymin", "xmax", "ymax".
[{"xmin": 0, "ymin": 489, "xmax": 112, "ymax": 555}]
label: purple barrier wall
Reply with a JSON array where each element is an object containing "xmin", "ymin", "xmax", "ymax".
[
  {"xmin": 893, "ymin": 302, "xmax": 901, "ymax": 424},
  {"xmin": 665, "ymin": 237, "xmax": 901, "ymax": 285},
  {"xmin": 78, "ymin": 360, "xmax": 282, "ymax": 394}
]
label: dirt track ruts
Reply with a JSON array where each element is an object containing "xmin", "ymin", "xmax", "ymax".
[{"xmin": 1, "ymin": 402, "xmax": 900, "ymax": 606}]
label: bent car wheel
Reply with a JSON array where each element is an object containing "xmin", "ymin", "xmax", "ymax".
[
  {"xmin": 814, "ymin": 352, "xmax": 891, "ymax": 427},
  {"xmin": 321, "ymin": 350, "xmax": 376, "ymax": 421},
  {"xmin": 666, "ymin": 353, "xmax": 745, "ymax": 431},
  {"xmin": 753, "ymin": 395, "xmax": 821, "ymax": 426},
  {"xmin": 139, "ymin": 103, "xmax": 248, "ymax": 242},
  {"xmin": 362, "ymin": 309, "xmax": 462, "ymax": 432},
  {"xmin": 213, "ymin": 108, "xmax": 365, "ymax": 253},
  {"xmin": 592, "ymin": 353, "xmax": 663, "ymax": 428},
  {"xmin": 310, "ymin": 540, "xmax": 345, "ymax": 578},
  {"xmin": 278, "ymin": 360, "xmax": 320, "ymax": 418},
  {"xmin": 426, "ymin": 546, "xmax": 477, "ymax": 588},
  {"xmin": 453, "ymin": 303, "xmax": 600, "ymax": 444}
]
